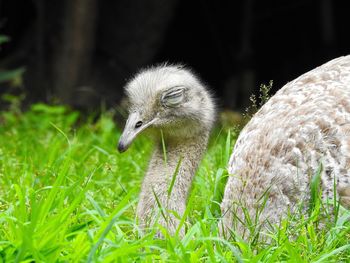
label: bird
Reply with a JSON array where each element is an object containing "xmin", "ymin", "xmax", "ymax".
[
  {"xmin": 118, "ymin": 64, "xmax": 216, "ymax": 235},
  {"xmin": 220, "ymin": 55, "xmax": 350, "ymax": 239},
  {"xmin": 118, "ymin": 56, "xmax": 350, "ymax": 238}
]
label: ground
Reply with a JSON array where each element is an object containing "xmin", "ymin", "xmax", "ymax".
[{"xmin": 0, "ymin": 103, "xmax": 349, "ymax": 262}]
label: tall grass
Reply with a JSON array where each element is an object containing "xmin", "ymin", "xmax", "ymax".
[{"xmin": 0, "ymin": 104, "xmax": 349, "ymax": 262}]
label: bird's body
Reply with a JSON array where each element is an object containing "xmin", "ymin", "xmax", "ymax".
[
  {"xmin": 119, "ymin": 56, "xmax": 350, "ymax": 238},
  {"xmin": 221, "ymin": 55, "xmax": 350, "ymax": 237}
]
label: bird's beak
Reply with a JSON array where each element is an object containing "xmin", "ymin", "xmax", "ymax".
[{"xmin": 118, "ymin": 112, "xmax": 156, "ymax": 153}]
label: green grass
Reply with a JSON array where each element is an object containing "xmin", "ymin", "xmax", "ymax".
[{"xmin": 0, "ymin": 103, "xmax": 349, "ymax": 262}]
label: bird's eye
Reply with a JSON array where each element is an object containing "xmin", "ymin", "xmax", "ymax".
[
  {"xmin": 161, "ymin": 87, "xmax": 185, "ymax": 108},
  {"xmin": 135, "ymin": 121, "xmax": 143, "ymax": 128}
]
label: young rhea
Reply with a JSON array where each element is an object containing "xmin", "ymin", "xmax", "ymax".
[
  {"xmin": 119, "ymin": 56, "xmax": 350, "ymax": 238},
  {"xmin": 118, "ymin": 65, "xmax": 215, "ymax": 235}
]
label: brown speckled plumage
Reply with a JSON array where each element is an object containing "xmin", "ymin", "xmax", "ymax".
[{"xmin": 220, "ymin": 55, "xmax": 350, "ymax": 238}]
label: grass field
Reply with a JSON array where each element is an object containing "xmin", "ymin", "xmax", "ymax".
[{"xmin": 0, "ymin": 103, "xmax": 350, "ymax": 262}]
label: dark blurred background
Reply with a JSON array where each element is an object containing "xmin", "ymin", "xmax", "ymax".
[{"xmin": 0, "ymin": 0, "xmax": 349, "ymax": 112}]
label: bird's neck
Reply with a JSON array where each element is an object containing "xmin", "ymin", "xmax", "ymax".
[
  {"xmin": 152, "ymin": 131, "xmax": 210, "ymax": 188},
  {"xmin": 136, "ymin": 130, "xmax": 210, "ymax": 232}
]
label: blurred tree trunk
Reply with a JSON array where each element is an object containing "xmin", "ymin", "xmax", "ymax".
[
  {"xmin": 33, "ymin": 0, "xmax": 45, "ymax": 100},
  {"xmin": 223, "ymin": 0, "xmax": 255, "ymax": 110},
  {"xmin": 53, "ymin": 0, "xmax": 97, "ymax": 105},
  {"xmin": 320, "ymin": 0, "xmax": 335, "ymax": 59},
  {"xmin": 236, "ymin": 0, "xmax": 255, "ymax": 109}
]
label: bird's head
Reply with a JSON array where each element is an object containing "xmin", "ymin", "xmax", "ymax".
[{"xmin": 118, "ymin": 64, "xmax": 216, "ymax": 152}]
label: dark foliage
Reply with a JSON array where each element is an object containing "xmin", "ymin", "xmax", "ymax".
[{"xmin": 0, "ymin": 0, "xmax": 349, "ymax": 111}]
